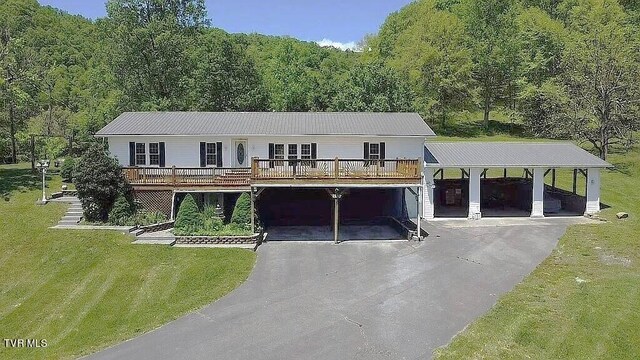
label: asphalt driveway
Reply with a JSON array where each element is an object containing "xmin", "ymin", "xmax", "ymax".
[{"xmin": 89, "ymin": 220, "xmax": 580, "ymax": 360}]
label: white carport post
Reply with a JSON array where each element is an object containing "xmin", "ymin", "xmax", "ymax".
[
  {"xmin": 585, "ymin": 168, "xmax": 601, "ymax": 214},
  {"xmin": 417, "ymin": 185, "xmax": 422, "ymax": 240},
  {"xmin": 423, "ymin": 167, "xmax": 435, "ymax": 220},
  {"xmin": 531, "ymin": 168, "xmax": 545, "ymax": 218},
  {"xmin": 468, "ymin": 168, "xmax": 482, "ymax": 219}
]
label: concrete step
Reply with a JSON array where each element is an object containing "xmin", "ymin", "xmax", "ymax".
[
  {"xmin": 130, "ymin": 229, "xmax": 145, "ymax": 236},
  {"xmin": 66, "ymin": 211, "xmax": 83, "ymax": 215},
  {"xmin": 132, "ymin": 239, "xmax": 176, "ymax": 245},
  {"xmin": 61, "ymin": 216, "xmax": 82, "ymax": 222},
  {"xmin": 58, "ymin": 220, "xmax": 80, "ymax": 225}
]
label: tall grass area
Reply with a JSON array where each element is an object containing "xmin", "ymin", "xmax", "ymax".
[
  {"xmin": 434, "ymin": 142, "xmax": 640, "ymax": 359},
  {"xmin": 0, "ymin": 164, "xmax": 256, "ymax": 359}
]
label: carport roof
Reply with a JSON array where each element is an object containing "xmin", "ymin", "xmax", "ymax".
[{"xmin": 424, "ymin": 142, "xmax": 612, "ymax": 168}]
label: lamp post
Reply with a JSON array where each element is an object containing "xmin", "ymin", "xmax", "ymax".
[{"xmin": 36, "ymin": 159, "xmax": 50, "ymax": 204}]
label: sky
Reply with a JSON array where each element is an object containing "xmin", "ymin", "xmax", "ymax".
[{"xmin": 39, "ymin": 0, "xmax": 413, "ymax": 50}]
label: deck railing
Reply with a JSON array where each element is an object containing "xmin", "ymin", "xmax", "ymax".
[
  {"xmin": 123, "ymin": 166, "xmax": 251, "ymax": 186},
  {"xmin": 124, "ymin": 158, "xmax": 421, "ymax": 187},
  {"xmin": 251, "ymin": 158, "xmax": 421, "ymax": 181}
]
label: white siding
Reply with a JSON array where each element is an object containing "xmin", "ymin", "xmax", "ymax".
[{"xmin": 107, "ymin": 135, "xmax": 425, "ymax": 167}]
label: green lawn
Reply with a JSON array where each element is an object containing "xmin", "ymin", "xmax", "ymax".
[
  {"xmin": 434, "ymin": 140, "xmax": 640, "ymax": 359},
  {"xmin": 0, "ymin": 163, "xmax": 256, "ymax": 359}
]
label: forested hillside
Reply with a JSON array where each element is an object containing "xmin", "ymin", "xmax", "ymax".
[{"xmin": 1, "ymin": 0, "xmax": 638, "ymax": 163}]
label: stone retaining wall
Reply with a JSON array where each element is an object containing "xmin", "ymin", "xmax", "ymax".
[
  {"xmin": 175, "ymin": 233, "xmax": 262, "ymax": 245},
  {"xmin": 138, "ymin": 221, "xmax": 175, "ymax": 234}
]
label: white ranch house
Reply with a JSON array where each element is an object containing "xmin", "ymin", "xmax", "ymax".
[{"xmin": 96, "ymin": 112, "xmax": 610, "ymax": 242}]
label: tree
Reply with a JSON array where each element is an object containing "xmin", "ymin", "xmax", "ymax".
[
  {"xmin": 105, "ymin": 0, "xmax": 209, "ymax": 110},
  {"xmin": 456, "ymin": 0, "xmax": 519, "ymax": 129},
  {"xmin": 562, "ymin": 0, "xmax": 640, "ymax": 159},
  {"xmin": 519, "ymin": 79, "xmax": 571, "ymax": 138},
  {"xmin": 108, "ymin": 193, "xmax": 135, "ymax": 225},
  {"xmin": 0, "ymin": 0, "xmax": 39, "ymax": 163},
  {"xmin": 174, "ymin": 193, "xmax": 202, "ymax": 233},
  {"xmin": 331, "ymin": 62, "xmax": 414, "ymax": 112},
  {"xmin": 188, "ymin": 30, "xmax": 267, "ymax": 111},
  {"xmin": 369, "ymin": 0, "xmax": 473, "ymax": 128},
  {"xmin": 74, "ymin": 142, "xmax": 130, "ymax": 222},
  {"xmin": 230, "ymin": 192, "xmax": 251, "ymax": 229}
]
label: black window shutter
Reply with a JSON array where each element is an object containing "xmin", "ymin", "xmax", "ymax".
[
  {"xmin": 363, "ymin": 142, "xmax": 370, "ymax": 166},
  {"xmin": 199, "ymin": 142, "xmax": 206, "ymax": 167},
  {"xmin": 216, "ymin": 142, "xmax": 223, "ymax": 167},
  {"xmin": 380, "ymin": 142, "xmax": 386, "ymax": 167},
  {"xmin": 268, "ymin": 143, "xmax": 274, "ymax": 169},
  {"xmin": 159, "ymin": 142, "xmax": 166, "ymax": 167},
  {"xmin": 311, "ymin": 143, "xmax": 317, "ymax": 159},
  {"xmin": 311, "ymin": 143, "xmax": 317, "ymax": 168},
  {"xmin": 129, "ymin": 142, "xmax": 136, "ymax": 166}
]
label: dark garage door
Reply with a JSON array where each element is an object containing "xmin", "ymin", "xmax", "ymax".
[{"xmin": 257, "ymin": 188, "xmax": 405, "ymax": 227}]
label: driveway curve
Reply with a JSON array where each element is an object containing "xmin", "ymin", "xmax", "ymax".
[{"xmin": 89, "ymin": 220, "xmax": 576, "ymax": 360}]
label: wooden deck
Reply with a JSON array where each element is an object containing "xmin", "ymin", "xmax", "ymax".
[{"xmin": 123, "ymin": 158, "xmax": 421, "ymax": 188}]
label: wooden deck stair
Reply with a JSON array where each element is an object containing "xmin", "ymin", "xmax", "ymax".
[{"xmin": 216, "ymin": 169, "xmax": 251, "ymax": 186}]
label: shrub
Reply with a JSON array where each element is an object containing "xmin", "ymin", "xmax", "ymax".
[
  {"xmin": 174, "ymin": 194, "xmax": 202, "ymax": 233},
  {"xmin": 60, "ymin": 158, "xmax": 75, "ymax": 182},
  {"xmin": 203, "ymin": 217, "xmax": 224, "ymax": 233},
  {"xmin": 74, "ymin": 143, "xmax": 130, "ymax": 222},
  {"xmin": 108, "ymin": 194, "xmax": 135, "ymax": 225},
  {"xmin": 230, "ymin": 192, "xmax": 252, "ymax": 229},
  {"xmin": 131, "ymin": 210, "xmax": 167, "ymax": 226},
  {"xmin": 202, "ymin": 204, "xmax": 221, "ymax": 220}
]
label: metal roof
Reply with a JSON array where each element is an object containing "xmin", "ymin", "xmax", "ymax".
[
  {"xmin": 424, "ymin": 142, "xmax": 612, "ymax": 168},
  {"xmin": 95, "ymin": 112, "xmax": 436, "ymax": 137}
]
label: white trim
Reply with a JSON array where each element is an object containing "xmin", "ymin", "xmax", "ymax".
[
  {"xmin": 425, "ymin": 164, "xmax": 610, "ymax": 169},
  {"xmin": 98, "ymin": 134, "xmax": 433, "ymax": 138},
  {"xmin": 250, "ymin": 183, "xmax": 419, "ymax": 188}
]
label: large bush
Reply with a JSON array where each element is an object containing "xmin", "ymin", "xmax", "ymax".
[
  {"xmin": 230, "ymin": 192, "xmax": 252, "ymax": 229},
  {"xmin": 174, "ymin": 194, "xmax": 203, "ymax": 233},
  {"xmin": 60, "ymin": 158, "xmax": 76, "ymax": 182},
  {"xmin": 74, "ymin": 143, "xmax": 130, "ymax": 222}
]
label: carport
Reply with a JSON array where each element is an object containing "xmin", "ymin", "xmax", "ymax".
[
  {"xmin": 253, "ymin": 185, "xmax": 423, "ymax": 242},
  {"xmin": 423, "ymin": 142, "xmax": 611, "ymax": 220}
]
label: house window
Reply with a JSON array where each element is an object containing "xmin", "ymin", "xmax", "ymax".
[
  {"xmin": 135, "ymin": 143, "xmax": 146, "ymax": 166},
  {"xmin": 368, "ymin": 143, "xmax": 380, "ymax": 160},
  {"xmin": 301, "ymin": 144, "xmax": 311, "ymax": 166},
  {"xmin": 206, "ymin": 143, "xmax": 217, "ymax": 166},
  {"xmin": 288, "ymin": 144, "xmax": 297, "ymax": 166},
  {"xmin": 274, "ymin": 144, "xmax": 284, "ymax": 166},
  {"xmin": 149, "ymin": 143, "xmax": 159, "ymax": 165}
]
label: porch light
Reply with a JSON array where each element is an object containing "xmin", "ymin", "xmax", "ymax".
[
  {"xmin": 36, "ymin": 160, "xmax": 50, "ymax": 203},
  {"xmin": 214, "ymin": 203, "xmax": 224, "ymax": 219}
]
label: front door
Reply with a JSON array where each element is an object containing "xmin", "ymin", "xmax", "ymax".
[{"xmin": 233, "ymin": 140, "xmax": 248, "ymax": 167}]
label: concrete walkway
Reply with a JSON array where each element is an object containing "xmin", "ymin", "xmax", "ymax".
[
  {"xmin": 132, "ymin": 230, "xmax": 176, "ymax": 245},
  {"xmin": 89, "ymin": 221, "xmax": 573, "ymax": 360}
]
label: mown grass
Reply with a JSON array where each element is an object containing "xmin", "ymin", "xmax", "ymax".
[
  {"xmin": 0, "ymin": 163, "xmax": 256, "ymax": 359},
  {"xmin": 433, "ymin": 138, "xmax": 640, "ymax": 359}
]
